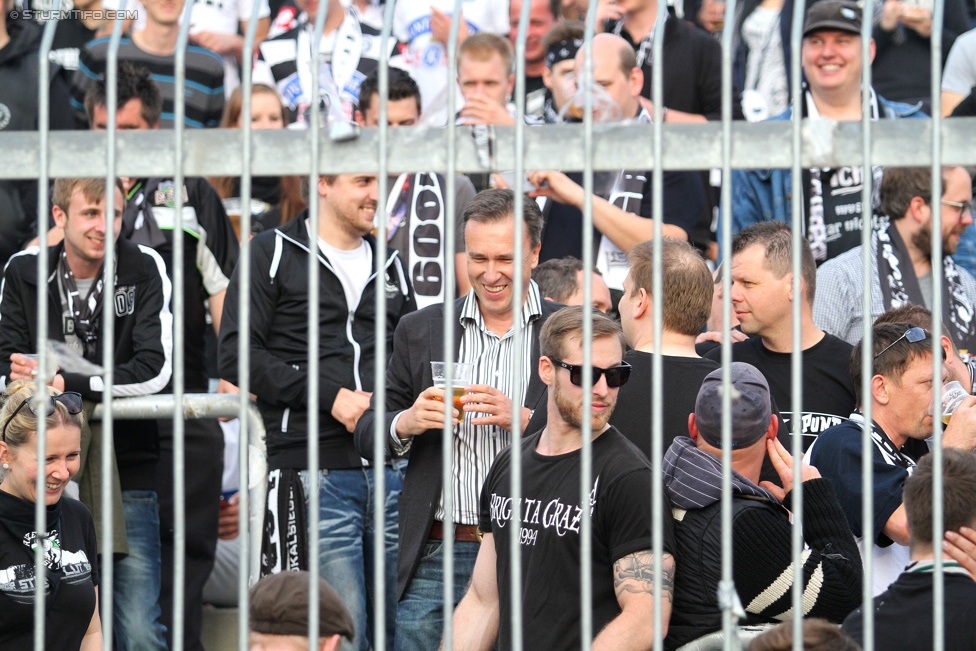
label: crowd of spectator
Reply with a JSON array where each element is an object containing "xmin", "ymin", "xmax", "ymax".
[{"xmin": 3, "ymin": 0, "xmax": 976, "ymax": 649}]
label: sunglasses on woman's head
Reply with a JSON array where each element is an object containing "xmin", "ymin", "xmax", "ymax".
[
  {"xmin": 548, "ymin": 358, "xmax": 632, "ymax": 388},
  {"xmin": 1, "ymin": 392, "xmax": 83, "ymax": 442}
]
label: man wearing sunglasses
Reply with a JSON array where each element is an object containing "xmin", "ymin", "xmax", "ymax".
[
  {"xmin": 815, "ymin": 166, "xmax": 976, "ymax": 358},
  {"xmin": 0, "ymin": 176, "xmax": 174, "ymax": 650},
  {"xmin": 353, "ymin": 189, "xmax": 560, "ymax": 650},
  {"xmin": 452, "ymin": 307, "xmax": 675, "ymax": 649},
  {"xmin": 807, "ymin": 322, "xmax": 976, "ymax": 596}
]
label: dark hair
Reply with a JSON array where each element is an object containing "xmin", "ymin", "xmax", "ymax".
[
  {"xmin": 732, "ymin": 221, "xmax": 817, "ymax": 304},
  {"xmin": 541, "ymin": 20, "xmax": 585, "ymax": 53},
  {"xmin": 628, "ymin": 238, "xmax": 712, "ymax": 336},
  {"xmin": 540, "ymin": 306, "xmax": 626, "ymax": 361},
  {"xmin": 904, "ymin": 449, "xmax": 976, "ymax": 549},
  {"xmin": 358, "ymin": 68, "xmax": 422, "ymax": 116},
  {"xmin": 462, "ymin": 189, "xmax": 544, "ymax": 248},
  {"xmin": 84, "ymin": 62, "xmax": 163, "ymax": 128},
  {"xmin": 458, "ymin": 32, "xmax": 514, "ymax": 77},
  {"xmin": 748, "ymin": 619, "xmax": 861, "ymax": 651},
  {"xmin": 850, "ymin": 322, "xmax": 934, "ymax": 406},
  {"xmin": 209, "ymin": 84, "xmax": 306, "ymax": 226},
  {"xmin": 879, "ymin": 166, "xmax": 951, "ymax": 221},
  {"xmin": 874, "ymin": 304, "xmax": 954, "ymax": 350},
  {"xmin": 533, "ymin": 256, "xmax": 584, "ymax": 302}
]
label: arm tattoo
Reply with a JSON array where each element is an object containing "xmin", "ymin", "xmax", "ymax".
[{"xmin": 613, "ymin": 551, "xmax": 675, "ymax": 603}]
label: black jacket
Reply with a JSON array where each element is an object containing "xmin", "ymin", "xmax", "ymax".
[
  {"xmin": 353, "ymin": 296, "xmax": 558, "ymax": 600},
  {"xmin": 0, "ymin": 239, "xmax": 173, "ymax": 482},
  {"xmin": 218, "ymin": 213, "xmax": 415, "ymax": 470}
]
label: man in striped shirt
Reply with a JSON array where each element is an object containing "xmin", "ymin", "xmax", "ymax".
[{"xmin": 354, "ymin": 189, "xmax": 561, "ymax": 651}]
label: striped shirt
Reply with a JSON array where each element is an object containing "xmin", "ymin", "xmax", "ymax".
[
  {"xmin": 71, "ymin": 37, "xmax": 225, "ymax": 129},
  {"xmin": 435, "ymin": 281, "xmax": 543, "ymax": 525}
]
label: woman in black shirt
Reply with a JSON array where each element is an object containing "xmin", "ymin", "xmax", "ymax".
[{"xmin": 0, "ymin": 380, "xmax": 100, "ymax": 650}]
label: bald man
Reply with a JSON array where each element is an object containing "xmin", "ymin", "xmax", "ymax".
[{"xmin": 527, "ymin": 33, "xmax": 704, "ymax": 294}]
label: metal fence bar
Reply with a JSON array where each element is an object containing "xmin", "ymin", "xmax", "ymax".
[
  {"xmin": 650, "ymin": 0, "xmax": 667, "ymax": 648},
  {"xmin": 510, "ymin": 0, "xmax": 532, "ymax": 649},
  {"xmin": 373, "ymin": 0, "xmax": 398, "ymax": 649},
  {"xmin": 440, "ymin": 2, "xmax": 463, "ymax": 648},
  {"xmin": 172, "ymin": 3, "xmax": 196, "ymax": 647},
  {"xmin": 307, "ymin": 0, "xmax": 331, "ymax": 645},
  {"xmin": 929, "ymin": 2, "xmax": 947, "ymax": 650},
  {"xmin": 0, "ymin": 119, "xmax": 971, "ymax": 178},
  {"xmin": 858, "ymin": 0, "xmax": 877, "ymax": 647},
  {"xmin": 787, "ymin": 0, "xmax": 808, "ymax": 648},
  {"xmin": 236, "ymin": 0, "xmax": 265, "ymax": 646},
  {"xmin": 718, "ymin": 0, "xmax": 737, "ymax": 646},
  {"xmin": 100, "ymin": 16, "xmax": 126, "ymax": 651},
  {"xmin": 31, "ymin": 16, "xmax": 58, "ymax": 651},
  {"xmin": 579, "ymin": 2, "xmax": 598, "ymax": 647}
]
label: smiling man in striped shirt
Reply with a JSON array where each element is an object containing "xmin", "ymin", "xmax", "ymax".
[{"xmin": 355, "ymin": 188, "xmax": 561, "ymax": 651}]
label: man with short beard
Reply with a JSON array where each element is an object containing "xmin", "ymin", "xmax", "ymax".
[
  {"xmin": 815, "ymin": 166, "xmax": 976, "ymax": 356},
  {"xmin": 451, "ymin": 307, "xmax": 676, "ymax": 650}
]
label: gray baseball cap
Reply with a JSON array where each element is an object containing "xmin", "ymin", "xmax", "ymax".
[{"xmin": 695, "ymin": 362, "xmax": 772, "ymax": 449}]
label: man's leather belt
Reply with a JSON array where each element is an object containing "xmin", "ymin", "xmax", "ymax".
[{"xmin": 429, "ymin": 520, "xmax": 482, "ymax": 543}]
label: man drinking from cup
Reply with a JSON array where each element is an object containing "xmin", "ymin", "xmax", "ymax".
[{"xmin": 355, "ymin": 189, "xmax": 561, "ymax": 650}]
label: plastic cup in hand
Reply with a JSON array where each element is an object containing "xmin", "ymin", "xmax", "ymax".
[
  {"xmin": 431, "ymin": 362, "xmax": 475, "ymax": 418},
  {"xmin": 932, "ymin": 380, "xmax": 969, "ymax": 425}
]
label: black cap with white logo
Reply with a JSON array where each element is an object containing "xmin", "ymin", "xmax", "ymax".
[{"xmin": 803, "ymin": 0, "xmax": 862, "ymax": 37}]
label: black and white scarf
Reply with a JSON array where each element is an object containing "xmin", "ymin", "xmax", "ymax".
[
  {"xmin": 876, "ymin": 220, "xmax": 976, "ymax": 353},
  {"xmin": 260, "ymin": 469, "xmax": 309, "ymax": 576},
  {"xmin": 57, "ymin": 250, "xmax": 106, "ymax": 363},
  {"xmin": 386, "ymin": 172, "xmax": 448, "ymax": 310},
  {"xmin": 662, "ymin": 436, "xmax": 778, "ymax": 510},
  {"xmin": 0, "ymin": 490, "xmax": 63, "ymax": 597}
]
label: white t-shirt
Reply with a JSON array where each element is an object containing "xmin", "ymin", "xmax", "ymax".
[
  {"xmin": 943, "ymin": 27, "xmax": 976, "ymax": 96},
  {"xmin": 393, "ymin": 0, "xmax": 510, "ymax": 127},
  {"xmin": 314, "ymin": 231, "xmax": 372, "ymax": 314}
]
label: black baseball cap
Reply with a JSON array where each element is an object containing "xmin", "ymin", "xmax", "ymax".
[{"xmin": 803, "ymin": 0, "xmax": 862, "ymax": 37}]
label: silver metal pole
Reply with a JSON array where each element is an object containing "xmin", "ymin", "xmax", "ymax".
[
  {"xmin": 788, "ymin": 0, "xmax": 808, "ymax": 648},
  {"xmin": 236, "ymin": 0, "xmax": 265, "ymax": 646},
  {"xmin": 441, "ymin": 2, "xmax": 464, "ymax": 647},
  {"xmin": 859, "ymin": 0, "xmax": 877, "ymax": 647},
  {"xmin": 100, "ymin": 15, "xmax": 126, "ymax": 650},
  {"xmin": 173, "ymin": 4, "xmax": 196, "ymax": 646},
  {"xmin": 580, "ymin": 1, "xmax": 597, "ymax": 647},
  {"xmin": 719, "ymin": 0, "xmax": 737, "ymax": 645},
  {"xmin": 32, "ymin": 17, "xmax": 58, "ymax": 651},
  {"xmin": 509, "ymin": 0, "xmax": 532, "ymax": 648},
  {"xmin": 649, "ymin": 0, "xmax": 667, "ymax": 647},
  {"xmin": 929, "ymin": 1, "xmax": 946, "ymax": 650},
  {"xmin": 307, "ymin": 0, "xmax": 331, "ymax": 646}
]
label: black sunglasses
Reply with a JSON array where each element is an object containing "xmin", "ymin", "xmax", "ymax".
[
  {"xmin": 874, "ymin": 326, "xmax": 929, "ymax": 360},
  {"xmin": 548, "ymin": 358, "xmax": 632, "ymax": 388},
  {"xmin": 2, "ymin": 392, "xmax": 83, "ymax": 441}
]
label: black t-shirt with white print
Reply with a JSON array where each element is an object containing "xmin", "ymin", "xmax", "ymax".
[
  {"xmin": 0, "ymin": 497, "xmax": 99, "ymax": 650},
  {"xmin": 479, "ymin": 426, "xmax": 675, "ymax": 650}
]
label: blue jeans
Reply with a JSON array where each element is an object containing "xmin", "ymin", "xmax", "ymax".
[
  {"xmin": 300, "ymin": 460, "xmax": 405, "ymax": 651},
  {"xmin": 393, "ymin": 540, "xmax": 481, "ymax": 651},
  {"xmin": 113, "ymin": 490, "xmax": 167, "ymax": 651}
]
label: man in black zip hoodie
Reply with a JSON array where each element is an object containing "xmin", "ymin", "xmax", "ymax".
[{"xmin": 219, "ymin": 173, "xmax": 415, "ymax": 651}]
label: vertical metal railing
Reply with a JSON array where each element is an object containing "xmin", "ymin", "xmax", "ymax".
[
  {"xmin": 100, "ymin": 15, "xmax": 126, "ymax": 651},
  {"xmin": 31, "ymin": 16, "xmax": 58, "ymax": 651},
  {"xmin": 440, "ymin": 3, "xmax": 464, "ymax": 649},
  {"xmin": 718, "ymin": 0, "xmax": 737, "ymax": 645}
]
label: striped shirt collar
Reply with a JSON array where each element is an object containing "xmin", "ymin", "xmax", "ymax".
[{"xmin": 459, "ymin": 280, "xmax": 543, "ymax": 334}]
